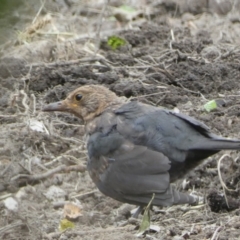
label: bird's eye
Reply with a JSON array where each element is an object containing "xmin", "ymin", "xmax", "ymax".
[{"xmin": 75, "ymin": 94, "xmax": 82, "ymax": 101}]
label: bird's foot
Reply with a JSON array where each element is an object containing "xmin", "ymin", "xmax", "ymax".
[{"xmin": 131, "ymin": 206, "xmax": 143, "ymax": 218}]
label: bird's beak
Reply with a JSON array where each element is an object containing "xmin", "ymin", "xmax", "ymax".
[{"xmin": 42, "ymin": 100, "xmax": 70, "ymax": 112}]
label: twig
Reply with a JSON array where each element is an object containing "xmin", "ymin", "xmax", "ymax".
[
  {"xmin": 32, "ymin": 0, "xmax": 46, "ymax": 24},
  {"xmin": 0, "ymin": 114, "xmax": 28, "ymax": 119},
  {"xmin": 115, "ymin": 64, "xmax": 160, "ymax": 69},
  {"xmin": 20, "ymin": 90, "xmax": 29, "ymax": 114},
  {"xmin": 44, "ymin": 154, "xmax": 86, "ymax": 167},
  {"xmin": 26, "ymin": 57, "xmax": 105, "ymax": 68},
  {"xmin": 0, "ymin": 163, "xmax": 12, "ymax": 176},
  {"xmin": 11, "ymin": 164, "xmax": 86, "ymax": 182},
  {"xmin": 0, "ymin": 193, "xmax": 12, "ymax": 200},
  {"xmin": 211, "ymin": 226, "xmax": 222, "ymax": 240},
  {"xmin": 53, "ymin": 135, "xmax": 84, "ymax": 144},
  {"xmin": 170, "ymin": 29, "xmax": 175, "ymax": 41},
  {"xmin": 0, "ymin": 221, "xmax": 25, "ymax": 234},
  {"xmin": 52, "ymin": 120, "xmax": 83, "ymax": 127},
  {"xmin": 31, "ymin": 93, "xmax": 36, "ymax": 115},
  {"xmin": 70, "ymin": 190, "xmax": 98, "ymax": 199},
  {"xmin": 36, "ymin": 31, "xmax": 75, "ymax": 36},
  {"xmin": 184, "ymin": 219, "xmax": 217, "ymax": 227},
  {"xmin": 176, "ymin": 81, "xmax": 201, "ymax": 95},
  {"xmin": 217, "ymin": 154, "xmax": 238, "ymax": 210},
  {"xmin": 217, "ymin": 154, "xmax": 236, "ymax": 192}
]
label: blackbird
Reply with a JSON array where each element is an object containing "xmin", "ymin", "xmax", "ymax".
[{"xmin": 43, "ymin": 85, "xmax": 240, "ymax": 208}]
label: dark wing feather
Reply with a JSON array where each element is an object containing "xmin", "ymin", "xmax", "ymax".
[
  {"xmin": 168, "ymin": 110, "xmax": 215, "ymax": 138},
  {"xmin": 114, "ymin": 101, "xmax": 240, "ymax": 181},
  {"xmin": 116, "ymin": 101, "xmax": 240, "ymax": 158},
  {"xmin": 87, "ymin": 101, "xmax": 240, "ymax": 206},
  {"xmin": 87, "ymin": 126, "xmax": 197, "ymax": 206}
]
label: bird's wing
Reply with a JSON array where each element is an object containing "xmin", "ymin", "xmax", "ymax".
[
  {"xmin": 167, "ymin": 110, "xmax": 218, "ymax": 138},
  {"xmin": 87, "ymin": 116, "xmax": 196, "ymax": 206},
  {"xmin": 87, "ymin": 130, "xmax": 171, "ymax": 186},
  {"xmin": 114, "ymin": 102, "xmax": 240, "ymax": 182},
  {"xmin": 115, "ymin": 102, "xmax": 226, "ymax": 160},
  {"xmin": 115, "ymin": 101, "xmax": 216, "ymax": 139},
  {"xmin": 115, "ymin": 102, "xmax": 195, "ymax": 163}
]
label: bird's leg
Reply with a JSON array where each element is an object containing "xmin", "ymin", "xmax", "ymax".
[
  {"xmin": 190, "ymin": 194, "xmax": 204, "ymax": 205},
  {"xmin": 131, "ymin": 206, "xmax": 143, "ymax": 218}
]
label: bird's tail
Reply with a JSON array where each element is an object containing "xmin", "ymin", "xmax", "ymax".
[
  {"xmin": 151, "ymin": 185, "xmax": 202, "ymax": 206},
  {"xmin": 193, "ymin": 138, "xmax": 240, "ymax": 151},
  {"xmin": 169, "ymin": 185, "xmax": 203, "ymax": 205}
]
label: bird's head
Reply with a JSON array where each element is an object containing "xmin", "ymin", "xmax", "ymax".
[{"xmin": 43, "ymin": 85, "xmax": 123, "ymax": 122}]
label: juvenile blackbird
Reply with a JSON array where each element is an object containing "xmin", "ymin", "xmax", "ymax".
[{"xmin": 43, "ymin": 85, "xmax": 240, "ymax": 208}]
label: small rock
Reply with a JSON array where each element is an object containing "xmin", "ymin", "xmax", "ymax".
[
  {"xmin": 4, "ymin": 197, "xmax": 18, "ymax": 212},
  {"xmin": 15, "ymin": 187, "xmax": 27, "ymax": 200},
  {"xmin": 44, "ymin": 185, "xmax": 67, "ymax": 202}
]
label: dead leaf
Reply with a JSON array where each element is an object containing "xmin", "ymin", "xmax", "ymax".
[{"xmin": 63, "ymin": 202, "xmax": 82, "ymax": 220}]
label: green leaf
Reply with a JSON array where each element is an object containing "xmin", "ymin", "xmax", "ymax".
[
  {"xmin": 107, "ymin": 36, "xmax": 126, "ymax": 50},
  {"xmin": 204, "ymin": 100, "xmax": 217, "ymax": 112},
  {"xmin": 59, "ymin": 219, "xmax": 75, "ymax": 231},
  {"xmin": 137, "ymin": 193, "xmax": 155, "ymax": 235}
]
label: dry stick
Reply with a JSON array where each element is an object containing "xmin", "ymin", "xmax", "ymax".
[
  {"xmin": 184, "ymin": 219, "xmax": 217, "ymax": 227},
  {"xmin": 11, "ymin": 164, "xmax": 86, "ymax": 182},
  {"xmin": 217, "ymin": 153, "xmax": 237, "ymax": 209},
  {"xmin": 116, "ymin": 63, "xmax": 160, "ymax": 69},
  {"xmin": 52, "ymin": 119, "xmax": 84, "ymax": 128},
  {"xmin": 0, "ymin": 221, "xmax": 26, "ymax": 234},
  {"xmin": 53, "ymin": 135, "xmax": 84, "ymax": 144},
  {"xmin": 36, "ymin": 31, "xmax": 75, "ymax": 36},
  {"xmin": 0, "ymin": 163, "xmax": 12, "ymax": 176},
  {"xmin": 0, "ymin": 193, "xmax": 12, "ymax": 200},
  {"xmin": 44, "ymin": 154, "xmax": 86, "ymax": 167},
  {"xmin": 32, "ymin": 0, "xmax": 46, "ymax": 24},
  {"xmin": 70, "ymin": 190, "xmax": 98, "ymax": 199},
  {"xmin": 26, "ymin": 57, "xmax": 105, "ymax": 67},
  {"xmin": 158, "ymin": 67, "xmax": 201, "ymax": 96},
  {"xmin": 20, "ymin": 90, "xmax": 29, "ymax": 114},
  {"xmin": 31, "ymin": 93, "xmax": 36, "ymax": 115},
  {"xmin": 211, "ymin": 226, "xmax": 222, "ymax": 240},
  {"xmin": 184, "ymin": 214, "xmax": 240, "ymax": 228},
  {"xmin": 217, "ymin": 154, "xmax": 236, "ymax": 192},
  {"xmin": 0, "ymin": 113, "xmax": 28, "ymax": 119}
]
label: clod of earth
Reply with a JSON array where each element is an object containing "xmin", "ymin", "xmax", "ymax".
[{"xmin": 43, "ymin": 85, "xmax": 240, "ymax": 213}]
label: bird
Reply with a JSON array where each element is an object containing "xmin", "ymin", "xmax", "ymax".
[{"xmin": 43, "ymin": 85, "xmax": 240, "ymax": 210}]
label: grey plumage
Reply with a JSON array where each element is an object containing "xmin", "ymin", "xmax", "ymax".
[
  {"xmin": 43, "ymin": 85, "xmax": 240, "ymax": 208},
  {"xmin": 87, "ymin": 101, "xmax": 240, "ymax": 206}
]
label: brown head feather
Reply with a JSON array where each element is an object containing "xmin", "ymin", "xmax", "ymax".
[{"xmin": 43, "ymin": 85, "xmax": 126, "ymax": 122}]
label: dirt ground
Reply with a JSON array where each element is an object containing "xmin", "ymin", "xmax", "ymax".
[{"xmin": 1, "ymin": 1, "xmax": 240, "ymax": 239}]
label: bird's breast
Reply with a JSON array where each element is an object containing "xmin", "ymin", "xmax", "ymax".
[{"xmin": 87, "ymin": 156, "xmax": 110, "ymax": 184}]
